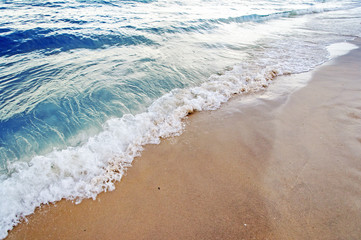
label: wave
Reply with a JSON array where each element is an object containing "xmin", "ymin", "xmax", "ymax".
[
  {"xmin": 0, "ymin": 1, "xmax": 355, "ymax": 57},
  {"xmin": 204, "ymin": 3, "xmax": 361, "ymax": 25},
  {"xmin": 138, "ymin": 4, "xmax": 356, "ymax": 34},
  {"xmin": 0, "ymin": 29, "xmax": 155, "ymax": 56},
  {"xmin": 0, "ymin": 31, "xmax": 339, "ymax": 237},
  {"xmin": 0, "ymin": 62, "xmax": 279, "ymax": 240}
]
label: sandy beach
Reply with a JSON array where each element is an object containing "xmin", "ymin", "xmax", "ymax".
[{"xmin": 6, "ymin": 40, "xmax": 361, "ymax": 239}]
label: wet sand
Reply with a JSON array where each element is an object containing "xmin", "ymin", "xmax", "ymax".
[{"xmin": 7, "ymin": 40, "xmax": 361, "ymax": 239}]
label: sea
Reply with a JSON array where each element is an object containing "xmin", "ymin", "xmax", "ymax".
[{"xmin": 0, "ymin": 0, "xmax": 360, "ymax": 238}]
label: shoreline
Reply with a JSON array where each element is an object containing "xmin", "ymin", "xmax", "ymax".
[{"xmin": 6, "ymin": 39, "xmax": 361, "ymax": 239}]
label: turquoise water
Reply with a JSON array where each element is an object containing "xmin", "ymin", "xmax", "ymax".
[{"xmin": 0, "ymin": 0, "xmax": 360, "ymax": 238}]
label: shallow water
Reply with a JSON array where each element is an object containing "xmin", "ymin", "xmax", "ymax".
[{"xmin": 0, "ymin": 0, "xmax": 361, "ymax": 238}]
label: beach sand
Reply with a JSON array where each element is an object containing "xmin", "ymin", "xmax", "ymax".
[{"xmin": 6, "ymin": 40, "xmax": 361, "ymax": 239}]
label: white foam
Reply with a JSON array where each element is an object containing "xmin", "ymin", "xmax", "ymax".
[{"xmin": 327, "ymin": 42, "xmax": 359, "ymax": 59}]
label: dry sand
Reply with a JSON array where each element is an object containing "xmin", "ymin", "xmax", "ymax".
[{"xmin": 6, "ymin": 40, "xmax": 361, "ymax": 240}]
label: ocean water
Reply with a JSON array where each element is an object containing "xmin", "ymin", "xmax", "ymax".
[{"xmin": 0, "ymin": 0, "xmax": 360, "ymax": 238}]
